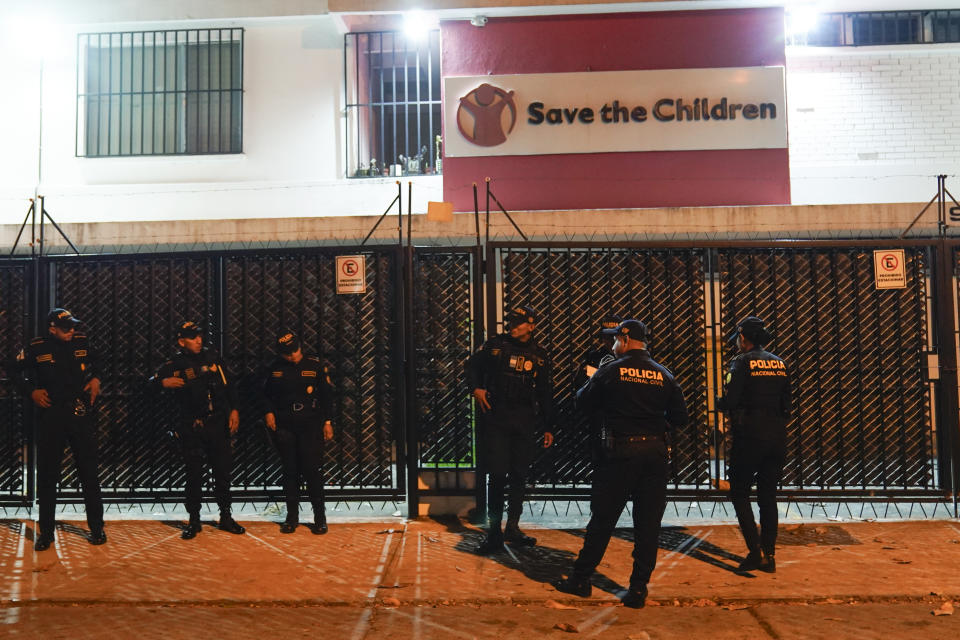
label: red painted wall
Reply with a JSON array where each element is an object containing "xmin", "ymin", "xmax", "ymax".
[{"xmin": 441, "ymin": 8, "xmax": 790, "ymax": 212}]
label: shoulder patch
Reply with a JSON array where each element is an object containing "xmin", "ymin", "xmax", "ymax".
[{"xmin": 37, "ymin": 354, "xmax": 53, "ymax": 362}]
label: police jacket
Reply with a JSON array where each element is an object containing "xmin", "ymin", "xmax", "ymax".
[
  {"xmin": 261, "ymin": 355, "xmax": 333, "ymax": 422},
  {"xmin": 576, "ymin": 349, "xmax": 687, "ymax": 438},
  {"xmin": 153, "ymin": 348, "xmax": 238, "ymax": 422},
  {"xmin": 717, "ymin": 347, "xmax": 791, "ymax": 441},
  {"xmin": 572, "ymin": 344, "xmax": 616, "ymax": 392},
  {"xmin": 465, "ymin": 333, "xmax": 553, "ymax": 422},
  {"xmin": 16, "ymin": 333, "xmax": 98, "ymax": 408}
]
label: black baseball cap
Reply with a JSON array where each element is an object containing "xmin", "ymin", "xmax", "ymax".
[
  {"xmin": 276, "ymin": 330, "xmax": 300, "ymax": 355},
  {"xmin": 728, "ymin": 316, "xmax": 772, "ymax": 345},
  {"xmin": 602, "ymin": 319, "xmax": 649, "ymax": 342},
  {"xmin": 596, "ymin": 314, "xmax": 622, "ymax": 336},
  {"xmin": 177, "ymin": 321, "xmax": 202, "ymax": 339},
  {"xmin": 48, "ymin": 308, "xmax": 81, "ymax": 330},
  {"xmin": 504, "ymin": 305, "xmax": 537, "ymax": 328}
]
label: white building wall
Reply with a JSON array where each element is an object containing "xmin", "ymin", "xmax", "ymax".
[
  {"xmin": 787, "ymin": 44, "xmax": 960, "ymax": 205},
  {"xmin": 2, "ymin": 10, "xmax": 960, "ymax": 229}
]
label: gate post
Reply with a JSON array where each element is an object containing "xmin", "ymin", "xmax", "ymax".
[
  {"xmin": 933, "ymin": 240, "xmax": 960, "ymax": 514},
  {"xmin": 402, "ymin": 245, "xmax": 419, "ymax": 519}
]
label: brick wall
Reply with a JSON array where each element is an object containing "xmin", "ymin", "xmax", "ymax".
[{"xmin": 788, "ymin": 47, "xmax": 960, "ymax": 166}]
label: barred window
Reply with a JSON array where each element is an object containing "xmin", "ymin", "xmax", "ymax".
[
  {"xmin": 345, "ymin": 31, "xmax": 442, "ymax": 178},
  {"xmin": 790, "ymin": 10, "xmax": 960, "ymax": 47},
  {"xmin": 77, "ymin": 29, "xmax": 243, "ymax": 157}
]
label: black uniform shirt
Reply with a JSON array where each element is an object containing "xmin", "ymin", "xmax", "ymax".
[
  {"xmin": 718, "ymin": 347, "xmax": 791, "ymax": 439},
  {"xmin": 17, "ymin": 333, "xmax": 98, "ymax": 406},
  {"xmin": 153, "ymin": 348, "xmax": 238, "ymax": 422},
  {"xmin": 465, "ymin": 333, "xmax": 553, "ymax": 423},
  {"xmin": 261, "ymin": 355, "xmax": 333, "ymax": 421},
  {"xmin": 577, "ymin": 348, "xmax": 688, "ymax": 438}
]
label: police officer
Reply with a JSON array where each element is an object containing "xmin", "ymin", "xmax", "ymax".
[
  {"xmin": 261, "ymin": 330, "xmax": 334, "ymax": 534},
  {"xmin": 554, "ymin": 319, "xmax": 687, "ymax": 608},
  {"xmin": 572, "ymin": 314, "xmax": 621, "ymax": 461},
  {"xmin": 466, "ymin": 305, "xmax": 554, "ymax": 554},
  {"xmin": 153, "ymin": 321, "xmax": 245, "ymax": 539},
  {"xmin": 17, "ymin": 308, "xmax": 106, "ymax": 550},
  {"xmin": 717, "ymin": 316, "xmax": 791, "ymax": 573},
  {"xmin": 572, "ymin": 314, "xmax": 621, "ymax": 392}
]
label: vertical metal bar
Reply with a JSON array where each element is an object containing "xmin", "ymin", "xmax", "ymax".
[
  {"xmin": 404, "ymin": 246, "xmax": 418, "ymax": 517},
  {"xmin": 428, "ymin": 30, "xmax": 435, "ymax": 171},
  {"xmin": 75, "ymin": 34, "xmax": 81, "ymax": 156},
  {"xmin": 238, "ymin": 29, "xmax": 244, "ymax": 152},
  {"xmin": 107, "ymin": 33, "xmax": 114, "ymax": 155},
  {"xmin": 139, "ymin": 32, "xmax": 145, "ymax": 155},
  {"xmin": 206, "ymin": 29, "xmax": 212, "ymax": 154}
]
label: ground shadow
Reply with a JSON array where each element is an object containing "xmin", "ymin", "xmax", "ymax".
[{"xmin": 430, "ymin": 514, "xmax": 628, "ymax": 597}]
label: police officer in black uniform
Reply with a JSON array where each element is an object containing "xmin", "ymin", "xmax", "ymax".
[
  {"xmin": 717, "ymin": 316, "xmax": 791, "ymax": 573},
  {"xmin": 554, "ymin": 319, "xmax": 688, "ymax": 608},
  {"xmin": 572, "ymin": 314, "xmax": 621, "ymax": 461},
  {"xmin": 572, "ymin": 314, "xmax": 621, "ymax": 392},
  {"xmin": 466, "ymin": 305, "xmax": 554, "ymax": 554},
  {"xmin": 17, "ymin": 308, "xmax": 106, "ymax": 551},
  {"xmin": 261, "ymin": 330, "xmax": 334, "ymax": 534},
  {"xmin": 153, "ymin": 321, "xmax": 245, "ymax": 539}
]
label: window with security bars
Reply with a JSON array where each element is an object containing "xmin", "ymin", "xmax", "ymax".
[
  {"xmin": 790, "ymin": 10, "xmax": 960, "ymax": 46},
  {"xmin": 345, "ymin": 31, "xmax": 442, "ymax": 178},
  {"xmin": 77, "ymin": 29, "xmax": 243, "ymax": 157}
]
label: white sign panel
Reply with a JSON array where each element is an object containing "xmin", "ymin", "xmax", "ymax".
[
  {"xmin": 444, "ymin": 66, "xmax": 787, "ymax": 158},
  {"xmin": 873, "ymin": 250, "xmax": 907, "ymax": 290},
  {"xmin": 336, "ymin": 255, "xmax": 366, "ymax": 294}
]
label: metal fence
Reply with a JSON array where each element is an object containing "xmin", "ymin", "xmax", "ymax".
[{"xmin": 1, "ymin": 240, "xmax": 958, "ymax": 512}]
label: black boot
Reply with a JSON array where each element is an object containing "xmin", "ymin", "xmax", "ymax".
[
  {"xmin": 34, "ymin": 531, "xmax": 54, "ymax": 551},
  {"xmin": 181, "ymin": 516, "xmax": 202, "ymax": 540},
  {"xmin": 760, "ymin": 551, "xmax": 776, "ymax": 573},
  {"xmin": 621, "ymin": 585, "xmax": 648, "ymax": 609},
  {"xmin": 311, "ymin": 512, "xmax": 328, "ymax": 535},
  {"xmin": 88, "ymin": 527, "xmax": 107, "ymax": 546},
  {"xmin": 737, "ymin": 548, "xmax": 763, "ymax": 572},
  {"xmin": 218, "ymin": 513, "xmax": 245, "ymax": 535},
  {"xmin": 280, "ymin": 516, "xmax": 298, "ymax": 534},
  {"xmin": 503, "ymin": 523, "xmax": 537, "ymax": 547},
  {"xmin": 552, "ymin": 575, "xmax": 592, "ymax": 598},
  {"xmin": 477, "ymin": 521, "xmax": 504, "ymax": 555}
]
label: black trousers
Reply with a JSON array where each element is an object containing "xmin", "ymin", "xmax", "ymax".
[
  {"xmin": 274, "ymin": 416, "xmax": 326, "ymax": 519},
  {"xmin": 178, "ymin": 414, "xmax": 233, "ymax": 519},
  {"xmin": 481, "ymin": 408, "xmax": 536, "ymax": 531},
  {"xmin": 728, "ymin": 436, "xmax": 786, "ymax": 555},
  {"xmin": 572, "ymin": 440, "xmax": 668, "ymax": 590},
  {"xmin": 36, "ymin": 406, "xmax": 104, "ymax": 535}
]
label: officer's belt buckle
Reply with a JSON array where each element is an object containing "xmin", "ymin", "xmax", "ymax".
[{"xmin": 292, "ymin": 402, "xmax": 305, "ymax": 412}]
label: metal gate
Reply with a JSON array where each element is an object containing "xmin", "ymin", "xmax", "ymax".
[
  {"xmin": 490, "ymin": 241, "xmax": 948, "ymax": 500},
  {"xmin": 718, "ymin": 245, "xmax": 936, "ymax": 495},
  {"xmin": 489, "ymin": 245, "xmax": 710, "ymax": 496},
  {"xmin": 41, "ymin": 247, "xmax": 403, "ymax": 502},
  {"xmin": 0, "ymin": 259, "xmax": 31, "ymax": 506},
  {"xmin": 1, "ymin": 239, "xmax": 956, "ymax": 511}
]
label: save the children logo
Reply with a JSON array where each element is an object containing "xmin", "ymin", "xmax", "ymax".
[{"xmin": 456, "ymin": 83, "xmax": 517, "ymax": 147}]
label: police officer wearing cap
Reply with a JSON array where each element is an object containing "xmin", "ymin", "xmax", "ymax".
[
  {"xmin": 717, "ymin": 316, "xmax": 791, "ymax": 573},
  {"xmin": 572, "ymin": 314, "xmax": 622, "ymax": 392},
  {"xmin": 554, "ymin": 319, "xmax": 688, "ymax": 608},
  {"xmin": 573, "ymin": 314, "xmax": 622, "ymax": 461},
  {"xmin": 466, "ymin": 305, "xmax": 554, "ymax": 554},
  {"xmin": 16, "ymin": 308, "xmax": 106, "ymax": 550},
  {"xmin": 261, "ymin": 331, "xmax": 334, "ymax": 534},
  {"xmin": 152, "ymin": 321, "xmax": 244, "ymax": 539}
]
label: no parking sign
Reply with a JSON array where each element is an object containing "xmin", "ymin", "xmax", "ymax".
[
  {"xmin": 336, "ymin": 255, "xmax": 366, "ymax": 294},
  {"xmin": 873, "ymin": 249, "xmax": 906, "ymax": 290}
]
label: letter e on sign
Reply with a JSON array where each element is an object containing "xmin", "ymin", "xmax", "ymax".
[
  {"xmin": 873, "ymin": 249, "xmax": 906, "ymax": 290},
  {"xmin": 336, "ymin": 255, "xmax": 367, "ymax": 294}
]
